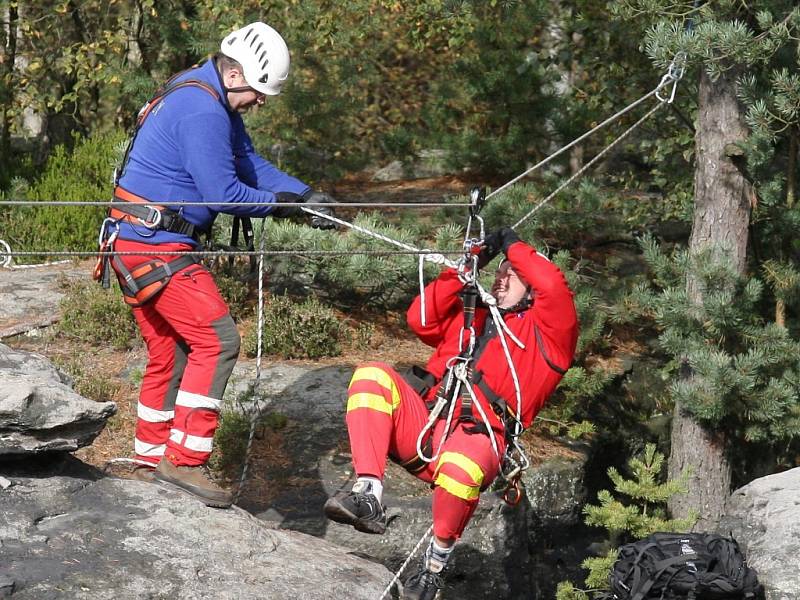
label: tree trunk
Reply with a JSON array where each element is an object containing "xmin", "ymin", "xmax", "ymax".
[
  {"xmin": 667, "ymin": 68, "xmax": 751, "ymax": 530},
  {"xmin": 0, "ymin": 1, "xmax": 19, "ymax": 176}
]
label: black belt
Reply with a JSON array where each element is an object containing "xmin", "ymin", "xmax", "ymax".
[{"xmin": 110, "ymin": 187, "xmax": 201, "ymax": 239}]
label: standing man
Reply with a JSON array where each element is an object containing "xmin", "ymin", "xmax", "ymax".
[
  {"xmin": 323, "ymin": 228, "xmax": 579, "ymax": 599},
  {"xmin": 108, "ymin": 22, "xmax": 332, "ymax": 508}
]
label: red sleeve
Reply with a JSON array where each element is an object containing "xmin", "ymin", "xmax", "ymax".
[
  {"xmin": 505, "ymin": 241, "xmax": 578, "ymax": 334},
  {"xmin": 407, "ymin": 268, "xmax": 465, "ymax": 347}
]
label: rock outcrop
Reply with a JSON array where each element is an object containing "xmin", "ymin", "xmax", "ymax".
[
  {"xmin": 0, "ymin": 343, "xmax": 116, "ymax": 454},
  {"xmin": 719, "ymin": 467, "xmax": 800, "ymax": 600},
  {"xmin": 0, "ymin": 454, "xmax": 393, "ymax": 599},
  {"xmin": 0, "ymin": 262, "xmax": 87, "ymax": 338}
]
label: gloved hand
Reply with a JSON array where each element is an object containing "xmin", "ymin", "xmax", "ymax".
[
  {"xmin": 477, "ymin": 231, "xmax": 501, "ymax": 269},
  {"xmin": 496, "ymin": 227, "xmax": 520, "ymax": 253},
  {"xmin": 271, "ymin": 191, "xmax": 305, "ymax": 218},
  {"xmin": 304, "ymin": 191, "xmax": 337, "ymax": 230}
]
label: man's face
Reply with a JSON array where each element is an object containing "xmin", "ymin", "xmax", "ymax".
[
  {"xmin": 225, "ymin": 69, "xmax": 266, "ymax": 112},
  {"xmin": 491, "ymin": 260, "xmax": 529, "ymax": 310}
]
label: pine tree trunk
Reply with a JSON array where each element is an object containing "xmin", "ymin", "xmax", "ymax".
[
  {"xmin": 667, "ymin": 68, "xmax": 751, "ymax": 529},
  {"xmin": 0, "ymin": 2, "xmax": 19, "ymax": 174}
]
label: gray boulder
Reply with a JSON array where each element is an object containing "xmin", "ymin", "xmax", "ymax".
[
  {"xmin": 523, "ymin": 444, "xmax": 590, "ymax": 528},
  {"xmin": 371, "ymin": 149, "xmax": 451, "ymax": 182},
  {"xmin": 0, "ymin": 343, "xmax": 116, "ymax": 454},
  {"xmin": 719, "ymin": 467, "xmax": 800, "ymax": 600},
  {"xmin": 0, "ymin": 455, "xmax": 393, "ymax": 599}
]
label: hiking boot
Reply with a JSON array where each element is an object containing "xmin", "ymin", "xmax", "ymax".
[
  {"xmin": 131, "ymin": 464, "xmax": 156, "ymax": 482},
  {"xmin": 154, "ymin": 459, "xmax": 232, "ymax": 508},
  {"xmin": 323, "ymin": 486, "xmax": 387, "ymax": 534},
  {"xmin": 402, "ymin": 563, "xmax": 445, "ymax": 600}
]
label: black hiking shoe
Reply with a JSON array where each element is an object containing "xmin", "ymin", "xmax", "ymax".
[
  {"xmin": 402, "ymin": 562, "xmax": 445, "ymax": 600},
  {"xmin": 323, "ymin": 484, "xmax": 387, "ymax": 534}
]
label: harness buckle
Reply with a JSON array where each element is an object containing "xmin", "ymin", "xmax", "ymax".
[{"xmin": 138, "ymin": 205, "xmax": 163, "ymax": 229}]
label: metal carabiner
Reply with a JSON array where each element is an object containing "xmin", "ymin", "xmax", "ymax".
[
  {"xmin": 656, "ymin": 52, "xmax": 686, "ymax": 105},
  {"xmin": 502, "ymin": 476, "xmax": 523, "ymax": 506},
  {"xmin": 138, "ymin": 205, "xmax": 163, "ymax": 229}
]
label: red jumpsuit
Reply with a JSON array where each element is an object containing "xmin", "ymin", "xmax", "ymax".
[{"xmin": 344, "ymin": 241, "xmax": 579, "ymax": 540}]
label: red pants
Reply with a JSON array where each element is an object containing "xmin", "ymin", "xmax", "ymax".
[
  {"xmin": 345, "ymin": 362, "xmax": 505, "ymax": 540},
  {"xmin": 114, "ymin": 240, "xmax": 240, "ymax": 467}
]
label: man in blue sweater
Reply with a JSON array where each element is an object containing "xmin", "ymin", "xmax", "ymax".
[{"xmin": 107, "ymin": 22, "xmax": 331, "ymax": 508}]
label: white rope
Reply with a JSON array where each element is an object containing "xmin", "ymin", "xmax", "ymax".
[
  {"xmin": 486, "ymin": 81, "xmax": 669, "ymax": 201},
  {"xmin": 488, "ymin": 53, "xmax": 686, "ymax": 202},
  {"xmin": 0, "ymin": 238, "xmax": 71, "ymax": 270},
  {"xmin": 301, "ymin": 206, "xmax": 459, "ymax": 270},
  {"xmin": 377, "ymin": 524, "xmax": 434, "ymax": 600},
  {"xmin": 512, "ymin": 102, "xmax": 665, "ymax": 229},
  {"xmin": 233, "ymin": 221, "xmax": 268, "ymax": 505}
]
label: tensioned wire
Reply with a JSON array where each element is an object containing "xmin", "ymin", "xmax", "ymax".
[{"xmin": 0, "ymin": 200, "xmax": 472, "ymax": 208}]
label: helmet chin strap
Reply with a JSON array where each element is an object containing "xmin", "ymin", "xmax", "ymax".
[{"xmin": 224, "ymin": 85, "xmax": 254, "ymax": 94}]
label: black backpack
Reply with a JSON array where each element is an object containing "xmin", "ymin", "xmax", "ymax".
[{"xmin": 607, "ymin": 532, "xmax": 764, "ymax": 600}]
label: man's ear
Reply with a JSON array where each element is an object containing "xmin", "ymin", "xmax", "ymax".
[{"xmin": 224, "ymin": 66, "xmax": 243, "ymax": 83}]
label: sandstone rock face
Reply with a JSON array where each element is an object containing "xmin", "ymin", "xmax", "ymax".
[
  {"xmin": 0, "ymin": 455, "xmax": 393, "ymax": 600},
  {"xmin": 523, "ymin": 445, "xmax": 589, "ymax": 528},
  {"xmin": 719, "ymin": 467, "xmax": 800, "ymax": 600},
  {"xmin": 0, "ymin": 343, "xmax": 116, "ymax": 454},
  {"xmin": 0, "ymin": 262, "xmax": 87, "ymax": 338}
]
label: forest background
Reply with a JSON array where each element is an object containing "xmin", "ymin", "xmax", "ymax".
[{"xmin": 1, "ymin": 1, "xmax": 800, "ymax": 595}]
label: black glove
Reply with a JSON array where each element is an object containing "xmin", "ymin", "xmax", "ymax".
[
  {"xmin": 477, "ymin": 231, "xmax": 502, "ymax": 269},
  {"xmin": 497, "ymin": 227, "xmax": 520, "ymax": 253},
  {"xmin": 304, "ymin": 191, "xmax": 337, "ymax": 230},
  {"xmin": 477, "ymin": 227, "xmax": 520, "ymax": 268},
  {"xmin": 271, "ymin": 191, "xmax": 305, "ymax": 218}
]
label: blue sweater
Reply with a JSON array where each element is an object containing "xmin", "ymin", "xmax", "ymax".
[{"xmin": 116, "ymin": 60, "xmax": 310, "ymax": 246}]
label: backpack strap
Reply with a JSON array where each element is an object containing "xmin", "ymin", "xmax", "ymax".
[
  {"xmin": 631, "ymin": 554, "xmax": 698, "ymax": 600},
  {"xmin": 115, "ymin": 67, "xmax": 221, "ymax": 186}
]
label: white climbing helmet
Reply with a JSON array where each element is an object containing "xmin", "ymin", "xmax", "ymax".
[{"xmin": 220, "ymin": 22, "xmax": 290, "ymax": 96}]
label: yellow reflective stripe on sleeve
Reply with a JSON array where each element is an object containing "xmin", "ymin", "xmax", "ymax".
[
  {"xmin": 350, "ymin": 366, "xmax": 401, "ymax": 409},
  {"xmin": 435, "ymin": 451, "xmax": 485, "ymax": 486},
  {"xmin": 435, "ymin": 472, "xmax": 480, "ymax": 500},
  {"xmin": 347, "ymin": 392, "xmax": 394, "ymax": 415}
]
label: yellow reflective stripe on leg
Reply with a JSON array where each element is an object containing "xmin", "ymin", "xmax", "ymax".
[
  {"xmin": 435, "ymin": 472, "xmax": 480, "ymax": 500},
  {"xmin": 347, "ymin": 392, "xmax": 394, "ymax": 415},
  {"xmin": 350, "ymin": 366, "xmax": 401, "ymax": 409},
  {"xmin": 434, "ymin": 451, "xmax": 485, "ymax": 487}
]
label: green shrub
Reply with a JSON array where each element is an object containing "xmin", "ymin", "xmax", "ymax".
[
  {"xmin": 243, "ymin": 294, "xmax": 344, "ymax": 359},
  {"xmin": 259, "ymin": 213, "xmax": 462, "ymax": 312},
  {"xmin": 52, "ymin": 355, "xmax": 120, "ymax": 402},
  {"xmin": 210, "ymin": 407, "xmax": 289, "ymax": 479},
  {"xmin": 0, "ymin": 130, "xmax": 126, "ymax": 261},
  {"xmin": 211, "ymin": 267, "xmax": 252, "ymax": 322},
  {"xmin": 56, "ymin": 279, "xmax": 138, "ymax": 350},
  {"xmin": 209, "ymin": 409, "xmax": 250, "ymax": 478},
  {"xmin": 556, "ymin": 444, "xmax": 697, "ymax": 600}
]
